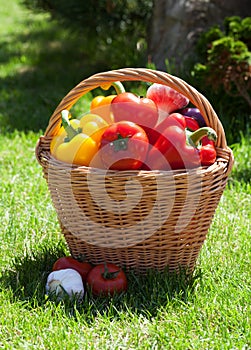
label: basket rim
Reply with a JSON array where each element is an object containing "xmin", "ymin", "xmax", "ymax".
[{"xmin": 41, "ymin": 68, "xmax": 228, "ymax": 149}]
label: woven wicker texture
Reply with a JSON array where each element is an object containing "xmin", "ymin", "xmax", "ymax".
[{"xmin": 36, "ymin": 68, "xmax": 234, "ymax": 273}]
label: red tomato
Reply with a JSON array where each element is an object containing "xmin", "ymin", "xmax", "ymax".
[
  {"xmin": 86, "ymin": 263, "xmax": 128, "ymax": 297},
  {"xmin": 111, "ymin": 92, "xmax": 158, "ymax": 131},
  {"xmin": 100, "ymin": 121, "xmax": 149, "ymax": 170},
  {"xmin": 52, "ymin": 256, "xmax": 92, "ymax": 283}
]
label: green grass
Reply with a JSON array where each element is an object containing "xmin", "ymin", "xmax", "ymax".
[
  {"xmin": 0, "ymin": 131, "xmax": 250, "ymax": 349},
  {"xmin": 0, "ymin": 1, "xmax": 251, "ymax": 349},
  {"xmin": 0, "ymin": 0, "xmax": 94, "ymax": 133}
]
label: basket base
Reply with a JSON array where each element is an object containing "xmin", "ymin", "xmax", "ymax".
[{"xmin": 63, "ymin": 229, "xmax": 201, "ymax": 274}]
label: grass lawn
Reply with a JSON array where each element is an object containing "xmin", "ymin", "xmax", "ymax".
[
  {"xmin": 1, "ymin": 132, "xmax": 250, "ymax": 350},
  {"xmin": 0, "ymin": 1, "xmax": 251, "ymax": 349}
]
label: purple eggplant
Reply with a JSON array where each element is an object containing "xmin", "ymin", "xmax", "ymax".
[{"xmin": 179, "ymin": 108, "xmax": 206, "ymax": 127}]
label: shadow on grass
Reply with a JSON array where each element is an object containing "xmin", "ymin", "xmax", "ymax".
[
  {"xmin": 0, "ymin": 241, "xmax": 68, "ymax": 305},
  {"xmin": 1, "ymin": 241, "xmax": 202, "ymax": 318},
  {"xmin": 84, "ymin": 266, "xmax": 201, "ymax": 320}
]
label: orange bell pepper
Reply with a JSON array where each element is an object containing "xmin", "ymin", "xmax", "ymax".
[{"xmin": 90, "ymin": 81, "xmax": 125, "ymax": 124}]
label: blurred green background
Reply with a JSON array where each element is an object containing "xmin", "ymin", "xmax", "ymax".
[{"xmin": 0, "ymin": 0, "xmax": 250, "ymax": 144}]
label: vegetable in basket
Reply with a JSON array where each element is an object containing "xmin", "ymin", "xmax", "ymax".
[
  {"xmin": 191, "ymin": 128, "xmax": 218, "ymax": 166},
  {"xmin": 90, "ymin": 81, "xmax": 125, "ymax": 124},
  {"xmin": 182, "ymin": 113, "xmax": 217, "ymax": 166},
  {"xmin": 145, "ymin": 112, "xmax": 187, "ymax": 145},
  {"xmin": 146, "ymin": 83, "xmax": 189, "ymax": 122},
  {"xmin": 184, "ymin": 115, "xmax": 202, "ymax": 131},
  {"xmin": 111, "ymin": 91, "xmax": 159, "ymax": 133},
  {"xmin": 145, "ymin": 113, "xmax": 217, "ymax": 170},
  {"xmin": 99, "ymin": 121, "xmax": 149, "ymax": 170},
  {"xmin": 180, "ymin": 107, "xmax": 206, "ymax": 128},
  {"xmin": 50, "ymin": 110, "xmax": 108, "ymax": 166}
]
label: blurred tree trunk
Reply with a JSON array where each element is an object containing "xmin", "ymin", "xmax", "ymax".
[{"xmin": 148, "ymin": 0, "xmax": 251, "ymax": 71}]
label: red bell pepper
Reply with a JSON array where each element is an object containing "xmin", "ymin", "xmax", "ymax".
[
  {"xmin": 145, "ymin": 114, "xmax": 217, "ymax": 170},
  {"xmin": 111, "ymin": 92, "xmax": 159, "ymax": 133},
  {"xmin": 99, "ymin": 121, "xmax": 149, "ymax": 170},
  {"xmin": 189, "ymin": 127, "xmax": 217, "ymax": 166},
  {"xmin": 184, "ymin": 116, "xmax": 200, "ymax": 131},
  {"xmin": 146, "ymin": 112, "xmax": 186, "ymax": 145},
  {"xmin": 146, "ymin": 111, "xmax": 201, "ymax": 144},
  {"xmin": 184, "ymin": 115, "xmax": 217, "ymax": 166}
]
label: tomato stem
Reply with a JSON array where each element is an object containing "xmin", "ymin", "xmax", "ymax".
[{"xmin": 102, "ymin": 263, "xmax": 120, "ymax": 280}]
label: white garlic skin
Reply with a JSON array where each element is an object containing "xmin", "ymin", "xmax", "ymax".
[{"xmin": 46, "ymin": 268, "xmax": 85, "ymax": 301}]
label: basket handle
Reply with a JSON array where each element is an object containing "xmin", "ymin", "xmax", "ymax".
[{"xmin": 44, "ymin": 68, "xmax": 228, "ymax": 149}]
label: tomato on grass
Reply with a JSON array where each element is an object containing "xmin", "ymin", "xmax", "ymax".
[
  {"xmin": 86, "ymin": 263, "xmax": 128, "ymax": 297},
  {"xmin": 53, "ymin": 256, "xmax": 92, "ymax": 283}
]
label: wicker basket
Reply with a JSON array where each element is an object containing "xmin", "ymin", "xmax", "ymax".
[{"xmin": 36, "ymin": 68, "xmax": 234, "ymax": 274}]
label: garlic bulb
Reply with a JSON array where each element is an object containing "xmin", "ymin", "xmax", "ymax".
[{"xmin": 46, "ymin": 268, "xmax": 85, "ymax": 301}]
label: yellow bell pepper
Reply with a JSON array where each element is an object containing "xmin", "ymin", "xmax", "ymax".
[
  {"xmin": 50, "ymin": 118, "xmax": 80, "ymax": 155},
  {"xmin": 55, "ymin": 133, "xmax": 98, "ymax": 166},
  {"xmin": 90, "ymin": 81, "xmax": 125, "ymax": 124},
  {"xmin": 79, "ymin": 113, "xmax": 108, "ymax": 142},
  {"xmin": 50, "ymin": 110, "xmax": 108, "ymax": 166}
]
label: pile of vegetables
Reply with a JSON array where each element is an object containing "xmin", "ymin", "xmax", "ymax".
[
  {"xmin": 46, "ymin": 256, "xmax": 128, "ymax": 300},
  {"xmin": 50, "ymin": 82, "xmax": 217, "ymax": 171}
]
